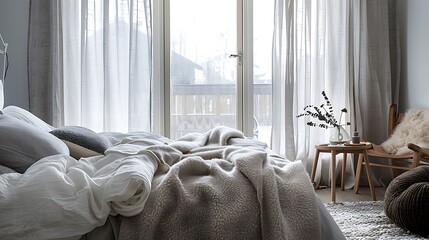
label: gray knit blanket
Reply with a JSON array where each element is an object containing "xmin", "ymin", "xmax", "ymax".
[{"xmin": 118, "ymin": 126, "xmax": 322, "ymax": 240}]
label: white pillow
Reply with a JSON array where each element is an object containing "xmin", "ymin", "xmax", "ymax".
[
  {"xmin": 2, "ymin": 105, "xmax": 54, "ymax": 132},
  {"xmin": 0, "ymin": 115, "xmax": 69, "ymax": 173}
]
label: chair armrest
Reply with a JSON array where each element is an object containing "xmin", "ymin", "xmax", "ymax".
[
  {"xmin": 408, "ymin": 143, "xmax": 429, "ymax": 158},
  {"xmin": 408, "ymin": 143, "xmax": 421, "ymax": 152}
]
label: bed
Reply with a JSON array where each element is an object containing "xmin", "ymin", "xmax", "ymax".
[{"xmin": 0, "ymin": 106, "xmax": 345, "ymax": 240}]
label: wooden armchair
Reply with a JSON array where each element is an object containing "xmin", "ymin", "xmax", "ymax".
[{"xmin": 354, "ymin": 104, "xmax": 429, "ymax": 198}]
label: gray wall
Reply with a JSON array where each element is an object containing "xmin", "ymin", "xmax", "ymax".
[
  {"xmin": 0, "ymin": 0, "xmax": 30, "ymax": 109},
  {"xmin": 401, "ymin": 0, "xmax": 429, "ymax": 111},
  {"xmin": 0, "ymin": 0, "xmax": 427, "ymax": 112}
]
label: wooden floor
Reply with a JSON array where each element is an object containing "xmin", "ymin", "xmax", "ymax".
[{"xmin": 315, "ymin": 186, "xmax": 386, "ymax": 203}]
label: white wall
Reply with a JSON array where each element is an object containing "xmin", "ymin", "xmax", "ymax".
[
  {"xmin": 0, "ymin": 0, "xmax": 30, "ymax": 109},
  {"xmin": 401, "ymin": 0, "xmax": 429, "ymax": 111}
]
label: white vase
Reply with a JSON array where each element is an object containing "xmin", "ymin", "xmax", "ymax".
[{"xmin": 329, "ymin": 126, "xmax": 350, "ymax": 145}]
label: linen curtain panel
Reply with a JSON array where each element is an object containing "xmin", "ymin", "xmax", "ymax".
[
  {"xmin": 272, "ymin": 0, "xmax": 401, "ymax": 187},
  {"xmin": 28, "ymin": 0, "xmax": 152, "ymax": 133}
]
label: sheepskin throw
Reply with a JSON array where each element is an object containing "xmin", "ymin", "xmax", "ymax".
[{"xmin": 381, "ymin": 108, "xmax": 429, "ymax": 155}]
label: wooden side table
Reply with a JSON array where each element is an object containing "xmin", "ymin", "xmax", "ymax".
[{"xmin": 310, "ymin": 143, "xmax": 375, "ymax": 202}]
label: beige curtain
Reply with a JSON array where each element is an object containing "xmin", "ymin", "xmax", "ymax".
[{"xmin": 271, "ymin": 0, "xmax": 401, "ymax": 187}]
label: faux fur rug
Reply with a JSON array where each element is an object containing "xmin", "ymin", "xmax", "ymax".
[
  {"xmin": 325, "ymin": 201, "xmax": 427, "ymax": 240},
  {"xmin": 381, "ymin": 108, "xmax": 429, "ymax": 155}
]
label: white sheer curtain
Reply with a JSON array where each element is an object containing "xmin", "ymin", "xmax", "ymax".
[
  {"xmin": 272, "ymin": 0, "xmax": 401, "ymax": 187},
  {"xmin": 28, "ymin": 0, "xmax": 152, "ymax": 133}
]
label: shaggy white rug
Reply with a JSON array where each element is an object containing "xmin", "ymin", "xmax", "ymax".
[{"xmin": 325, "ymin": 201, "xmax": 427, "ymax": 240}]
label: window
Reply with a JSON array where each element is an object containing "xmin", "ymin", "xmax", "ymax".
[
  {"xmin": 155, "ymin": 0, "xmax": 274, "ymax": 144},
  {"xmin": 253, "ymin": 0, "xmax": 274, "ymax": 144}
]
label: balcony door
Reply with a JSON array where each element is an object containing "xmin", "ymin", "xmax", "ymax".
[
  {"xmin": 168, "ymin": 0, "xmax": 242, "ymax": 139},
  {"xmin": 160, "ymin": 0, "xmax": 273, "ymax": 143}
]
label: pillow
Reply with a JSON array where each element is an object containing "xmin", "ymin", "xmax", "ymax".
[
  {"xmin": 0, "ymin": 115, "xmax": 69, "ymax": 173},
  {"xmin": 0, "ymin": 164, "xmax": 17, "ymax": 175},
  {"xmin": 50, "ymin": 126, "xmax": 113, "ymax": 159},
  {"xmin": 2, "ymin": 105, "xmax": 54, "ymax": 132}
]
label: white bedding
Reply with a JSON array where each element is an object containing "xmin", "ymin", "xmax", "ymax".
[
  {"xmin": 0, "ymin": 127, "xmax": 345, "ymax": 240},
  {"xmin": 0, "ymin": 142, "xmax": 169, "ymax": 239}
]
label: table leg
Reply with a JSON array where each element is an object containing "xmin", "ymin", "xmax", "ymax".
[
  {"xmin": 341, "ymin": 152, "xmax": 347, "ymax": 191},
  {"xmin": 310, "ymin": 149, "xmax": 320, "ymax": 187},
  {"xmin": 331, "ymin": 150, "xmax": 337, "ymax": 202},
  {"xmin": 362, "ymin": 151, "xmax": 376, "ymax": 201},
  {"xmin": 354, "ymin": 153, "xmax": 363, "ymax": 194}
]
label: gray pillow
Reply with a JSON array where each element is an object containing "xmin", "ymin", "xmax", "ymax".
[
  {"xmin": 0, "ymin": 115, "xmax": 70, "ymax": 173},
  {"xmin": 0, "ymin": 164, "xmax": 17, "ymax": 175},
  {"xmin": 50, "ymin": 126, "xmax": 112, "ymax": 159}
]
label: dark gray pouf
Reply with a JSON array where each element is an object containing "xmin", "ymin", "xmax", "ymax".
[{"xmin": 384, "ymin": 165, "xmax": 429, "ymax": 237}]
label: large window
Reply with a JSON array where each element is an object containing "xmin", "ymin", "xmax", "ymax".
[
  {"xmin": 164, "ymin": 0, "xmax": 274, "ymax": 144},
  {"xmin": 169, "ymin": 0, "xmax": 238, "ymax": 139}
]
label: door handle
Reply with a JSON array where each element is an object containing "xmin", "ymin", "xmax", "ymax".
[{"xmin": 229, "ymin": 51, "xmax": 242, "ymax": 65}]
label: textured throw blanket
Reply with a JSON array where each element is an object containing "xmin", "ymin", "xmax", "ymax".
[{"xmin": 119, "ymin": 126, "xmax": 322, "ymax": 240}]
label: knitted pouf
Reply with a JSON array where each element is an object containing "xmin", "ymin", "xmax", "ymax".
[{"xmin": 384, "ymin": 166, "xmax": 429, "ymax": 237}]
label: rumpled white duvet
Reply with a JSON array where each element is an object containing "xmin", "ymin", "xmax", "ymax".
[{"xmin": 0, "ymin": 142, "xmax": 170, "ymax": 239}]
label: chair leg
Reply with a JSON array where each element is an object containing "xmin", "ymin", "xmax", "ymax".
[
  {"xmin": 362, "ymin": 151, "xmax": 376, "ymax": 201},
  {"xmin": 354, "ymin": 153, "xmax": 363, "ymax": 194},
  {"xmin": 391, "ymin": 159, "xmax": 405, "ymax": 177},
  {"xmin": 411, "ymin": 154, "xmax": 420, "ymax": 168}
]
